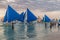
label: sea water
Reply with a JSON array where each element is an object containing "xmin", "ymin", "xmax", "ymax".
[{"xmin": 0, "ymin": 22, "xmax": 60, "ymax": 40}]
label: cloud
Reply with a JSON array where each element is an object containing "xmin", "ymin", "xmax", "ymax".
[
  {"xmin": 6, "ymin": 0, "xmax": 15, "ymax": 2},
  {"xmin": 0, "ymin": 0, "xmax": 60, "ymax": 12}
]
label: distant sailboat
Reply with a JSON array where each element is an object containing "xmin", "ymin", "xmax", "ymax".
[
  {"xmin": 43, "ymin": 15, "xmax": 51, "ymax": 22},
  {"xmin": 25, "ymin": 8, "xmax": 37, "ymax": 23},
  {"xmin": 17, "ymin": 12, "xmax": 25, "ymax": 22},
  {"xmin": 3, "ymin": 5, "xmax": 20, "ymax": 23},
  {"xmin": 43, "ymin": 15, "xmax": 51, "ymax": 28}
]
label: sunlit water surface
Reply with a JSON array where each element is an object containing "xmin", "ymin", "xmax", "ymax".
[{"xmin": 0, "ymin": 22, "xmax": 60, "ymax": 40}]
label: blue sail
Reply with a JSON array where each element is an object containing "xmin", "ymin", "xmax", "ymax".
[
  {"xmin": 3, "ymin": 5, "xmax": 20, "ymax": 22},
  {"xmin": 26, "ymin": 8, "xmax": 37, "ymax": 23},
  {"xmin": 43, "ymin": 15, "xmax": 51, "ymax": 22},
  {"xmin": 17, "ymin": 12, "xmax": 25, "ymax": 22}
]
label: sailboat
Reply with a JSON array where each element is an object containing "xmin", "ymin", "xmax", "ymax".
[
  {"xmin": 24, "ymin": 8, "xmax": 37, "ymax": 23},
  {"xmin": 17, "ymin": 12, "xmax": 25, "ymax": 22},
  {"xmin": 3, "ymin": 5, "xmax": 20, "ymax": 24},
  {"xmin": 43, "ymin": 15, "xmax": 51, "ymax": 28},
  {"xmin": 23, "ymin": 9, "xmax": 37, "ymax": 38},
  {"xmin": 43, "ymin": 15, "xmax": 51, "ymax": 22},
  {"xmin": 15, "ymin": 12, "xmax": 25, "ymax": 24}
]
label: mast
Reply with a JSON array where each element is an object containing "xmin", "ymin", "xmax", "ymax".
[
  {"xmin": 24, "ymin": 9, "xmax": 27, "ymax": 24},
  {"xmin": 44, "ymin": 15, "xmax": 47, "ymax": 28},
  {"xmin": 24, "ymin": 9, "xmax": 28, "ymax": 38}
]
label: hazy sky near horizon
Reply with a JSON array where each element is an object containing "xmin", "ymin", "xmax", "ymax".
[{"xmin": 0, "ymin": 0, "xmax": 60, "ymax": 19}]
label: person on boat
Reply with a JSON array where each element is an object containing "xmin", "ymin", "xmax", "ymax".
[
  {"xmin": 50, "ymin": 22, "xmax": 53, "ymax": 30},
  {"xmin": 58, "ymin": 19, "xmax": 60, "ymax": 29},
  {"xmin": 45, "ymin": 22, "xmax": 47, "ymax": 29},
  {"xmin": 50, "ymin": 19, "xmax": 56, "ymax": 30},
  {"xmin": 11, "ymin": 22, "xmax": 14, "ymax": 30}
]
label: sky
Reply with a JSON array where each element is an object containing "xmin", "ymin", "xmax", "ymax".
[{"xmin": 0, "ymin": 0, "xmax": 60, "ymax": 19}]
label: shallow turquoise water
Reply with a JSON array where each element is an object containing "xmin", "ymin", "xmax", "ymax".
[{"xmin": 0, "ymin": 23, "xmax": 59, "ymax": 40}]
